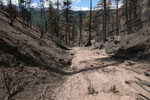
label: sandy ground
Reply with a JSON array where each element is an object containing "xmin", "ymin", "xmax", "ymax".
[{"xmin": 54, "ymin": 47, "xmax": 150, "ymax": 100}]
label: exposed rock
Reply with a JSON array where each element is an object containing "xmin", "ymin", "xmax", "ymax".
[
  {"xmin": 144, "ymin": 72, "xmax": 150, "ymax": 77},
  {"xmin": 93, "ymin": 42, "xmax": 104, "ymax": 50},
  {"xmin": 104, "ymin": 30, "xmax": 150, "ymax": 61}
]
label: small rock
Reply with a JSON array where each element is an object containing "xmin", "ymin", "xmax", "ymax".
[
  {"xmin": 144, "ymin": 72, "xmax": 150, "ymax": 76},
  {"xmin": 70, "ymin": 53, "xmax": 74, "ymax": 55},
  {"xmin": 66, "ymin": 60, "xmax": 71, "ymax": 66}
]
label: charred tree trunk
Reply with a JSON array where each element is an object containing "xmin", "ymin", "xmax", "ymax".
[
  {"xmin": 56, "ymin": 0, "xmax": 60, "ymax": 41},
  {"xmin": 79, "ymin": 10, "xmax": 83, "ymax": 46},
  {"xmin": 40, "ymin": 3, "xmax": 44, "ymax": 39},
  {"xmin": 65, "ymin": 9, "xmax": 68, "ymax": 43},
  {"xmin": 9, "ymin": 0, "xmax": 13, "ymax": 26},
  {"xmin": 103, "ymin": 0, "xmax": 107, "ymax": 42},
  {"xmin": 86, "ymin": 0, "xmax": 92, "ymax": 46},
  {"xmin": 125, "ymin": 0, "xmax": 129, "ymax": 34},
  {"xmin": 116, "ymin": 0, "xmax": 119, "ymax": 35}
]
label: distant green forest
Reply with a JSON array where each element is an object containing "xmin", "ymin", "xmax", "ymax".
[{"xmin": 31, "ymin": 9, "xmax": 89, "ymax": 28}]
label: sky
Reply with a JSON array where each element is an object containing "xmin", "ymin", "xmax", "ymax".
[
  {"xmin": 2, "ymin": 0, "xmax": 123, "ymax": 11},
  {"xmin": 70, "ymin": 0, "xmax": 99, "ymax": 11}
]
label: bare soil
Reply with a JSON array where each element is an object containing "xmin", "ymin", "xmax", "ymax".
[{"xmin": 54, "ymin": 47, "xmax": 150, "ymax": 100}]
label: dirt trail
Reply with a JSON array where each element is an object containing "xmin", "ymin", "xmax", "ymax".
[{"xmin": 54, "ymin": 47, "xmax": 150, "ymax": 100}]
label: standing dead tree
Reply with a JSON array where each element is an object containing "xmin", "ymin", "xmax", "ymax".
[
  {"xmin": 86, "ymin": 0, "xmax": 92, "ymax": 46},
  {"xmin": 125, "ymin": 0, "xmax": 129, "ymax": 34},
  {"xmin": 79, "ymin": 9, "xmax": 83, "ymax": 46},
  {"xmin": 8, "ymin": 0, "xmax": 14, "ymax": 25},
  {"xmin": 116, "ymin": 0, "xmax": 120, "ymax": 35},
  {"xmin": 26, "ymin": 0, "xmax": 32, "ymax": 29},
  {"xmin": 63, "ymin": 0, "xmax": 72, "ymax": 44},
  {"xmin": 54, "ymin": 0, "xmax": 60, "ymax": 41},
  {"xmin": 25, "ymin": 9, "xmax": 32, "ymax": 28},
  {"xmin": 40, "ymin": 0, "xmax": 45, "ymax": 39},
  {"xmin": 19, "ymin": 0, "xmax": 26, "ymax": 27},
  {"xmin": 71, "ymin": 16, "xmax": 76, "ymax": 47},
  {"xmin": 47, "ymin": 2, "xmax": 58, "ymax": 40},
  {"xmin": 0, "ymin": 0, "xmax": 4, "ymax": 10},
  {"xmin": 107, "ymin": 0, "xmax": 111, "ymax": 35},
  {"xmin": 98, "ymin": 0, "xmax": 107, "ymax": 42},
  {"xmin": 19, "ymin": 0, "xmax": 32, "ymax": 29},
  {"xmin": 103, "ymin": 0, "xmax": 107, "ymax": 42}
]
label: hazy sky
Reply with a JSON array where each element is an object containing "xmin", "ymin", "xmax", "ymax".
[{"xmin": 3, "ymin": 0, "xmax": 123, "ymax": 11}]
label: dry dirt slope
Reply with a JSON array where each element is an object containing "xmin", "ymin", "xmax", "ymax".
[{"xmin": 0, "ymin": 10, "xmax": 72, "ymax": 100}]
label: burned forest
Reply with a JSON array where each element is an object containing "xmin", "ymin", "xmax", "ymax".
[{"xmin": 0, "ymin": 0, "xmax": 150, "ymax": 100}]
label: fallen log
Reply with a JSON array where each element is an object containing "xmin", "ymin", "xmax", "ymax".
[
  {"xmin": 125, "ymin": 80, "xmax": 150, "ymax": 93},
  {"xmin": 135, "ymin": 81, "xmax": 150, "ymax": 92},
  {"xmin": 139, "ymin": 93, "xmax": 150, "ymax": 100},
  {"xmin": 55, "ymin": 42, "xmax": 70, "ymax": 50}
]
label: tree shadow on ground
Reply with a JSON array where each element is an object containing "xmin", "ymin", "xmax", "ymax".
[
  {"xmin": 94, "ymin": 56, "xmax": 125, "ymax": 64},
  {"xmin": 40, "ymin": 62, "xmax": 119, "ymax": 76},
  {"xmin": 80, "ymin": 56, "xmax": 125, "ymax": 66},
  {"xmin": 61, "ymin": 62, "xmax": 120, "ymax": 75}
]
